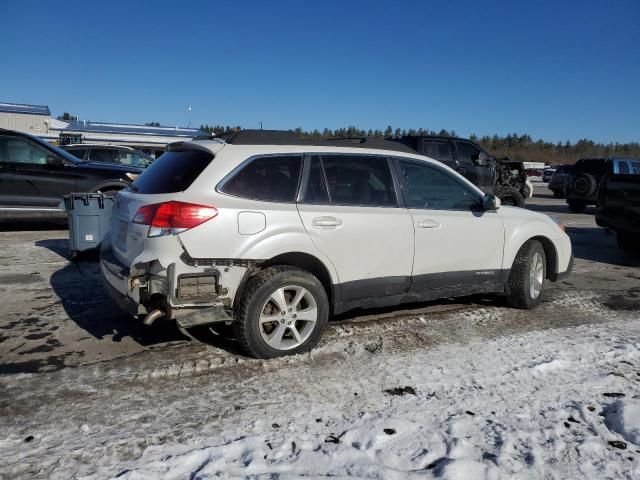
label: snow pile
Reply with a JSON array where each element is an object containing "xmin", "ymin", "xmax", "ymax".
[
  {"xmin": 1, "ymin": 309, "xmax": 640, "ymax": 479},
  {"xmin": 605, "ymin": 398, "xmax": 640, "ymax": 445}
]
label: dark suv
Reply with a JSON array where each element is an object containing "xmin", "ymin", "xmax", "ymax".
[
  {"xmin": 61, "ymin": 144, "xmax": 153, "ymax": 168},
  {"xmin": 392, "ymin": 136, "xmax": 529, "ymax": 207},
  {"xmin": 0, "ymin": 129, "xmax": 142, "ymax": 218},
  {"xmin": 565, "ymin": 158, "xmax": 609, "ymax": 212},
  {"xmin": 596, "ymin": 158, "xmax": 640, "ymax": 254}
]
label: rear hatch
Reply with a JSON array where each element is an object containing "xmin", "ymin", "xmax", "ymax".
[{"xmin": 111, "ymin": 146, "xmax": 218, "ymax": 266}]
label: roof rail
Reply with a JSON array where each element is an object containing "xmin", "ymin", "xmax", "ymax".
[{"xmin": 224, "ymin": 129, "xmax": 416, "ymax": 153}]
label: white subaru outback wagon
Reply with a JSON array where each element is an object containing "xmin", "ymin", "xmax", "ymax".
[{"xmin": 101, "ymin": 130, "xmax": 573, "ymax": 358}]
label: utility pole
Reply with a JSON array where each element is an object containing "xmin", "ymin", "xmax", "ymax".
[
  {"xmin": 259, "ymin": 121, "xmax": 263, "ymax": 130},
  {"xmin": 187, "ymin": 105, "xmax": 192, "ymax": 128}
]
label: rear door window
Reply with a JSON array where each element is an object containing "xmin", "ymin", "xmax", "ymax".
[
  {"xmin": 422, "ymin": 140, "xmax": 453, "ymax": 163},
  {"xmin": 132, "ymin": 149, "xmax": 214, "ymax": 194},
  {"xmin": 220, "ymin": 155, "xmax": 302, "ymax": 202},
  {"xmin": 305, "ymin": 154, "xmax": 397, "ymax": 207}
]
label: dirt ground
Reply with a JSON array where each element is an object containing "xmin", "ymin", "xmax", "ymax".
[
  {"xmin": 1, "ymin": 185, "xmax": 640, "ymax": 479},
  {"xmin": 0, "ymin": 185, "xmax": 638, "ymax": 374}
]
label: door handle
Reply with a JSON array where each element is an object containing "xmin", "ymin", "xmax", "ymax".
[
  {"xmin": 417, "ymin": 219, "xmax": 441, "ymax": 229},
  {"xmin": 312, "ymin": 216, "xmax": 343, "ymax": 229}
]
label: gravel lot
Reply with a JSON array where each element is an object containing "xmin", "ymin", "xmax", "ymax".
[
  {"xmin": 1, "ymin": 185, "xmax": 639, "ymax": 478},
  {"xmin": 1, "ymin": 186, "xmax": 638, "ymax": 375}
]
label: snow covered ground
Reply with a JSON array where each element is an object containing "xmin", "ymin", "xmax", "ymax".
[{"xmin": 2, "ymin": 291, "xmax": 640, "ymax": 479}]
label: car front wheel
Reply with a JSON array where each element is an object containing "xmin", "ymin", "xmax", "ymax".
[
  {"xmin": 234, "ymin": 266, "xmax": 329, "ymax": 358},
  {"xmin": 506, "ymin": 240, "xmax": 546, "ymax": 309}
]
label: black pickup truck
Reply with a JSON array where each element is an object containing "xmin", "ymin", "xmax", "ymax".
[{"xmin": 595, "ymin": 157, "xmax": 640, "ymax": 254}]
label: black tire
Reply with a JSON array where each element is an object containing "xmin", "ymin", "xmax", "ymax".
[
  {"xmin": 496, "ymin": 186, "xmax": 525, "ymax": 207},
  {"xmin": 572, "ymin": 173, "xmax": 597, "ymax": 196},
  {"xmin": 617, "ymin": 231, "xmax": 640, "ymax": 256},
  {"xmin": 506, "ymin": 240, "xmax": 546, "ymax": 309},
  {"xmin": 233, "ymin": 266, "xmax": 329, "ymax": 358},
  {"xmin": 567, "ymin": 201, "xmax": 586, "ymax": 213}
]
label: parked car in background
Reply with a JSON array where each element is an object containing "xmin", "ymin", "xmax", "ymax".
[
  {"xmin": 101, "ymin": 129, "xmax": 572, "ymax": 359},
  {"xmin": 548, "ymin": 164, "xmax": 573, "ymax": 198},
  {"xmin": 596, "ymin": 157, "xmax": 640, "ymax": 255},
  {"xmin": 0, "ymin": 129, "xmax": 142, "ymax": 218},
  {"xmin": 392, "ymin": 135, "xmax": 529, "ymax": 207},
  {"xmin": 565, "ymin": 158, "xmax": 610, "ymax": 212},
  {"xmin": 542, "ymin": 167, "xmax": 556, "ymax": 182},
  {"xmin": 61, "ymin": 144, "xmax": 154, "ymax": 168}
]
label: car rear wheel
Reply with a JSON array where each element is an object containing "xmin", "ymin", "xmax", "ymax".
[
  {"xmin": 506, "ymin": 240, "xmax": 546, "ymax": 309},
  {"xmin": 234, "ymin": 266, "xmax": 329, "ymax": 358}
]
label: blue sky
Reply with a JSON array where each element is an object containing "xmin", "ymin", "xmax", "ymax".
[{"xmin": 1, "ymin": 0, "xmax": 638, "ymax": 143}]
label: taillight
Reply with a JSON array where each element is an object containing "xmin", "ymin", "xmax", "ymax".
[{"xmin": 133, "ymin": 201, "xmax": 218, "ymax": 237}]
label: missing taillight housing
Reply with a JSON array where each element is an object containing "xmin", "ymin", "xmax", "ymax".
[{"xmin": 133, "ymin": 201, "xmax": 218, "ymax": 237}]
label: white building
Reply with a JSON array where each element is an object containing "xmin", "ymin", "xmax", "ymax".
[{"xmin": 0, "ymin": 101, "xmax": 204, "ymax": 157}]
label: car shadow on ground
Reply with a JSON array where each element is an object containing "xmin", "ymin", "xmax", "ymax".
[
  {"xmin": 0, "ymin": 219, "xmax": 68, "ymax": 232},
  {"xmin": 35, "ymin": 238, "xmax": 243, "ymax": 353},
  {"xmin": 566, "ymin": 226, "xmax": 639, "ymax": 266},
  {"xmin": 525, "ymin": 203, "xmax": 595, "ymax": 215}
]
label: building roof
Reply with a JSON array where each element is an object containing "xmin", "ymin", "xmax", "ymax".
[
  {"xmin": 0, "ymin": 101, "xmax": 51, "ymax": 116},
  {"xmin": 63, "ymin": 120, "xmax": 203, "ymax": 137}
]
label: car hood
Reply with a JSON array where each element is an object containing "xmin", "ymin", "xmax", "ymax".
[{"xmin": 75, "ymin": 161, "xmax": 144, "ymax": 174}]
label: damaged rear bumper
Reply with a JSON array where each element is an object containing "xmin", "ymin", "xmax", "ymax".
[{"xmin": 100, "ymin": 246, "xmax": 249, "ymax": 326}]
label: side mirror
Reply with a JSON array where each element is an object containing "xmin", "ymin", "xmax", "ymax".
[
  {"xmin": 472, "ymin": 151, "xmax": 490, "ymax": 166},
  {"xmin": 482, "ymin": 193, "xmax": 500, "ymax": 211}
]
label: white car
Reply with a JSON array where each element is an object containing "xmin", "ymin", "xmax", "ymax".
[{"xmin": 101, "ymin": 131, "xmax": 573, "ymax": 358}]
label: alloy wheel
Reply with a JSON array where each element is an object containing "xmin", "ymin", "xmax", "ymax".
[
  {"xmin": 258, "ymin": 285, "xmax": 318, "ymax": 351},
  {"xmin": 529, "ymin": 252, "xmax": 544, "ymax": 299}
]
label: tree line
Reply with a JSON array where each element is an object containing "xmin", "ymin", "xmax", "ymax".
[{"xmin": 200, "ymin": 124, "xmax": 640, "ymax": 165}]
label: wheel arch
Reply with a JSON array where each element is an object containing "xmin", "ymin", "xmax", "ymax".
[
  {"xmin": 510, "ymin": 235, "xmax": 558, "ymax": 281},
  {"xmin": 260, "ymin": 252, "xmax": 336, "ymax": 305}
]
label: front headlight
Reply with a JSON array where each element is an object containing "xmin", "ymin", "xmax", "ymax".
[
  {"xmin": 126, "ymin": 172, "xmax": 139, "ymax": 181},
  {"xmin": 549, "ymin": 216, "xmax": 566, "ymax": 233}
]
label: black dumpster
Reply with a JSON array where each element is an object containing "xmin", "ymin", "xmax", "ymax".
[{"xmin": 63, "ymin": 193, "xmax": 114, "ymax": 258}]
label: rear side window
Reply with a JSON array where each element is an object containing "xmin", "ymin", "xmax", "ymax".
[
  {"xmin": 132, "ymin": 149, "xmax": 213, "ymax": 194},
  {"xmin": 307, "ymin": 154, "xmax": 397, "ymax": 207},
  {"xmin": 220, "ymin": 155, "xmax": 302, "ymax": 202},
  {"xmin": 422, "ymin": 140, "xmax": 453, "ymax": 162},
  {"xmin": 89, "ymin": 149, "xmax": 116, "ymax": 163},
  {"xmin": 614, "ymin": 159, "xmax": 640, "ymax": 175}
]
